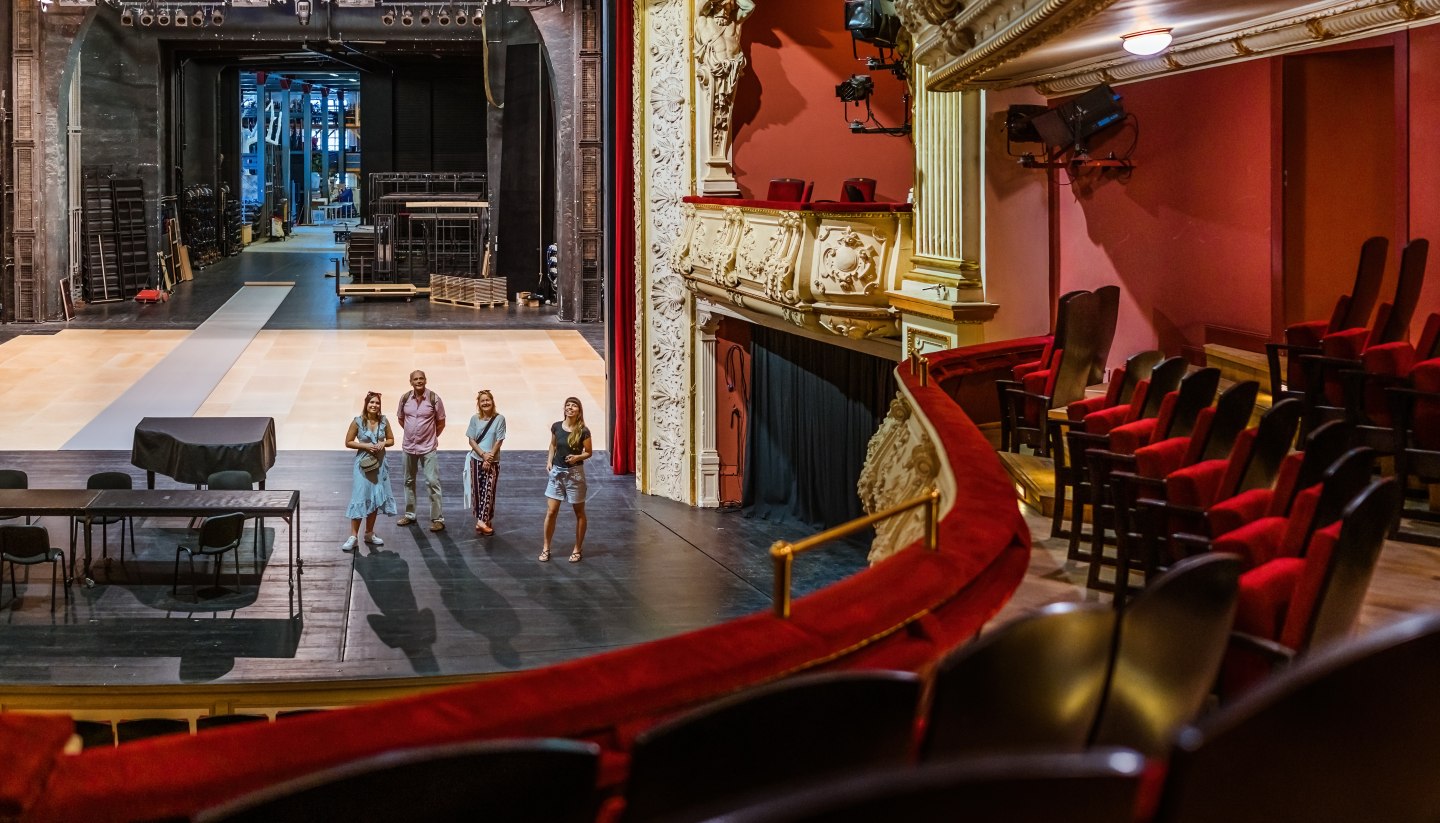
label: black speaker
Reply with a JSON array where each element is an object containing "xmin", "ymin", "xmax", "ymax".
[
  {"xmin": 1006, "ymin": 104, "xmax": 1048, "ymax": 144},
  {"xmin": 1067, "ymin": 84, "xmax": 1125, "ymax": 146}
]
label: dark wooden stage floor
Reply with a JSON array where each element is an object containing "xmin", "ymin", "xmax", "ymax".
[{"xmin": 0, "ymin": 450, "xmax": 869, "ymax": 686}]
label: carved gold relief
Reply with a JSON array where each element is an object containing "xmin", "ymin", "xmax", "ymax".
[{"xmin": 858, "ymin": 393, "xmax": 941, "ymax": 564}]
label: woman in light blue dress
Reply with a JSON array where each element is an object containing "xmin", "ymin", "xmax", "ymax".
[{"xmin": 343, "ymin": 391, "xmax": 397, "ymax": 551}]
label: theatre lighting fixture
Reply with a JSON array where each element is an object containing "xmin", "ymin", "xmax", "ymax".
[
  {"xmin": 381, "ymin": 5, "xmax": 395, "ymax": 23},
  {"xmin": 1121, "ymin": 28, "xmax": 1172, "ymax": 56},
  {"xmin": 156, "ymin": 6, "xmax": 170, "ymax": 24},
  {"xmin": 190, "ymin": 8, "xmax": 204, "ymax": 24},
  {"xmin": 835, "ymin": 74, "xmax": 873, "ymax": 103},
  {"xmin": 120, "ymin": 6, "xmax": 134, "ymax": 24},
  {"xmin": 296, "ymin": 0, "xmax": 312, "ymax": 24},
  {"xmin": 417, "ymin": 6, "xmax": 431, "ymax": 24},
  {"xmin": 175, "ymin": 8, "xmax": 188, "ymax": 24},
  {"xmin": 210, "ymin": 5, "xmax": 224, "ymax": 24},
  {"xmin": 453, "ymin": 7, "xmax": 466, "ymax": 23},
  {"xmin": 401, "ymin": 6, "xmax": 413, "ymax": 24},
  {"xmin": 436, "ymin": 6, "xmax": 450, "ymax": 23}
]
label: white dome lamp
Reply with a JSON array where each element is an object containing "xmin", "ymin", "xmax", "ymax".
[{"xmin": 1121, "ymin": 28, "xmax": 1173, "ymax": 56}]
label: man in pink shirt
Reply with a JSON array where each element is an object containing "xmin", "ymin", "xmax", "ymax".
[{"xmin": 396, "ymin": 370, "xmax": 447, "ymax": 531}]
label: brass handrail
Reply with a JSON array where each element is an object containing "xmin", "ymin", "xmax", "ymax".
[{"xmin": 769, "ymin": 487, "xmax": 941, "ymax": 618}]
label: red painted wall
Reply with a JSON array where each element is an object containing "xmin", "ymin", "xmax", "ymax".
[
  {"xmin": 1053, "ymin": 61, "xmax": 1276, "ymax": 364},
  {"xmin": 984, "ymin": 86, "xmax": 1053, "ymax": 342},
  {"xmin": 731, "ymin": 3, "xmax": 914, "ymax": 202},
  {"xmin": 1410, "ymin": 24, "xmax": 1440, "ymax": 338}
]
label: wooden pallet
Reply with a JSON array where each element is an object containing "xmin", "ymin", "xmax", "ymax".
[
  {"xmin": 338, "ymin": 283, "xmax": 430, "ymax": 298},
  {"xmin": 429, "ymin": 274, "xmax": 508, "ymax": 308}
]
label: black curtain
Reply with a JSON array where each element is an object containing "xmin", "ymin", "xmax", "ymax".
[{"xmin": 743, "ymin": 326, "xmax": 897, "ymax": 530}]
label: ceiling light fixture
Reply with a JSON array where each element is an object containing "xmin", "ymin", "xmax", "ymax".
[
  {"xmin": 1121, "ymin": 28, "xmax": 1173, "ymax": 56},
  {"xmin": 295, "ymin": 0, "xmax": 312, "ymax": 25}
]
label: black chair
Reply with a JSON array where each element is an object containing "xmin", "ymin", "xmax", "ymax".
[
  {"xmin": 196, "ymin": 738, "xmax": 601, "ymax": 823},
  {"xmin": 207, "ymin": 469, "xmax": 265, "ymax": 565},
  {"xmin": 1089, "ymin": 553, "xmax": 1241, "ymax": 756},
  {"xmin": 1153, "ymin": 612, "xmax": 1440, "ymax": 823},
  {"xmin": 702, "ymin": 749, "xmax": 1146, "ymax": 823},
  {"xmin": 922, "ymin": 602, "xmax": 1115, "ymax": 759},
  {"xmin": 0, "ymin": 469, "xmax": 32, "ymax": 525},
  {"xmin": 115, "ymin": 717, "xmax": 191, "ymax": 744},
  {"xmin": 0, "ymin": 524, "xmax": 70, "ymax": 611},
  {"xmin": 622, "ymin": 671, "xmax": 922, "ymax": 822},
  {"xmin": 70, "ymin": 719, "xmax": 115, "ymax": 750},
  {"xmin": 172, "ymin": 512, "xmax": 246, "ymax": 599},
  {"xmin": 70, "ymin": 471, "xmax": 136, "ymax": 570}
]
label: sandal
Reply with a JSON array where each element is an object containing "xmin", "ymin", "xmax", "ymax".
[
  {"xmin": 539, "ymin": 548, "xmax": 551, "ymax": 562},
  {"xmin": 568, "ymin": 550, "xmax": 583, "ymax": 563}
]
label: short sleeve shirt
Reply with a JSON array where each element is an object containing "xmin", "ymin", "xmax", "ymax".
[
  {"xmin": 398, "ymin": 390, "xmax": 445, "ymax": 455},
  {"xmin": 465, "ymin": 414, "xmax": 507, "ymax": 452},
  {"xmin": 550, "ymin": 422, "xmax": 591, "ymax": 469}
]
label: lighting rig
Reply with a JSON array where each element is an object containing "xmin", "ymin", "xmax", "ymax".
[{"xmin": 838, "ymin": 0, "xmax": 911, "ymax": 137}]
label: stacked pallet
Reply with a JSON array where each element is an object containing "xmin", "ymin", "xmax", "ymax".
[{"xmin": 430, "ymin": 274, "xmax": 508, "ymax": 308}]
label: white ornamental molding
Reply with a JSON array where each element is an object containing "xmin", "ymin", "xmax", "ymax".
[
  {"xmin": 857, "ymin": 392, "xmax": 941, "ymax": 565},
  {"xmin": 898, "ymin": 0, "xmax": 1440, "ymax": 94},
  {"xmin": 643, "ymin": 0, "xmax": 693, "ymax": 502},
  {"xmin": 814, "ymin": 226, "xmax": 887, "ymax": 298}
]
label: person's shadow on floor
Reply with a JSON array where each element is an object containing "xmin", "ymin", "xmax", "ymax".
[{"xmin": 354, "ymin": 548, "xmax": 438, "ymax": 674}]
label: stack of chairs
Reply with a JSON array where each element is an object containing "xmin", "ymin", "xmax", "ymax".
[{"xmin": 998, "ymin": 286, "xmax": 1119, "ymax": 456}]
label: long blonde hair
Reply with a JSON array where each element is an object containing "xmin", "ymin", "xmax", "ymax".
[
  {"xmin": 564, "ymin": 396, "xmax": 586, "ymax": 450},
  {"xmin": 475, "ymin": 389, "xmax": 497, "ymax": 418}
]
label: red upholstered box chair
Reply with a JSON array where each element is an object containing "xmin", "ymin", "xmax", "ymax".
[
  {"xmin": 1047, "ymin": 349, "xmax": 1164, "ymax": 540},
  {"xmin": 1129, "ymin": 399, "xmax": 1305, "ymax": 581},
  {"xmin": 1299, "ymin": 238, "xmax": 1429, "ymax": 431},
  {"xmin": 998, "ymin": 287, "xmax": 1119, "ymax": 452},
  {"xmin": 1071, "ymin": 366, "xmax": 1220, "ymax": 594},
  {"xmin": 839, "ymin": 177, "xmax": 877, "ymax": 202},
  {"xmin": 1000, "ymin": 290, "xmax": 1108, "ymax": 456},
  {"xmin": 1387, "ymin": 357, "xmax": 1440, "ymax": 543},
  {"xmin": 1219, "ymin": 477, "xmax": 1398, "ymax": 698},
  {"xmin": 1204, "ymin": 447, "xmax": 1376, "ymax": 572},
  {"xmin": 1103, "ymin": 381, "xmax": 1260, "ymax": 595},
  {"xmin": 1266, "ymin": 235, "xmax": 1387, "ymax": 402},
  {"xmin": 765, "ymin": 178, "xmax": 812, "ymax": 203}
]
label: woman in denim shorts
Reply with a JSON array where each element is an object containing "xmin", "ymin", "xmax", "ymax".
[{"xmin": 541, "ymin": 397, "xmax": 593, "ymax": 563}]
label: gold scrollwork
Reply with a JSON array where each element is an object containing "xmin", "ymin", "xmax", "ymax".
[{"xmin": 815, "ymin": 227, "xmax": 883, "ymax": 297}]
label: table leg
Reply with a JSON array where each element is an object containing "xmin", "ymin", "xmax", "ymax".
[
  {"xmin": 83, "ymin": 515, "xmax": 96, "ymax": 588},
  {"xmin": 146, "ymin": 470, "xmax": 156, "ymax": 490}
]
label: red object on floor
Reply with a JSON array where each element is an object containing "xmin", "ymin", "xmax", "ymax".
[{"xmin": 134, "ymin": 289, "xmax": 167, "ymax": 303}]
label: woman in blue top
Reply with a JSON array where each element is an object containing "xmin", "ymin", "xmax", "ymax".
[
  {"xmin": 463, "ymin": 389, "xmax": 507, "ymax": 535},
  {"xmin": 343, "ymin": 391, "xmax": 397, "ymax": 551}
]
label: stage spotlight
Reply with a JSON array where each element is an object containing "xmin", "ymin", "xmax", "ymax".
[
  {"xmin": 381, "ymin": 6, "xmax": 395, "ymax": 23},
  {"xmin": 190, "ymin": 9, "xmax": 204, "ymax": 24},
  {"xmin": 400, "ymin": 6, "xmax": 413, "ymax": 24},
  {"xmin": 139, "ymin": 7, "xmax": 154, "ymax": 24},
  {"xmin": 453, "ymin": 7, "xmax": 467, "ymax": 24},
  {"xmin": 175, "ymin": 8, "xmax": 188, "ymax": 24},
  {"xmin": 437, "ymin": 6, "xmax": 450, "ymax": 24},
  {"xmin": 296, "ymin": 0, "xmax": 311, "ymax": 24},
  {"xmin": 120, "ymin": 6, "xmax": 134, "ymax": 24},
  {"xmin": 835, "ymin": 74, "xmax": 874, "ymax": 103},
  {"xmin": 417, "ymin": 6, "xmax": 431, "ymax": 24},
  {"xmin": 156, "ymin": 7, "xmax": 170, "ymax": 25}
]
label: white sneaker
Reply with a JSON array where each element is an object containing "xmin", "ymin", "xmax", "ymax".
[
  {"xmin": 341, "ymin": 536, "xmax": 358, "ymax": 552},
  {"xmin": 365, "ymin": 533, "xmax": 384, "ymax": 546}
]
